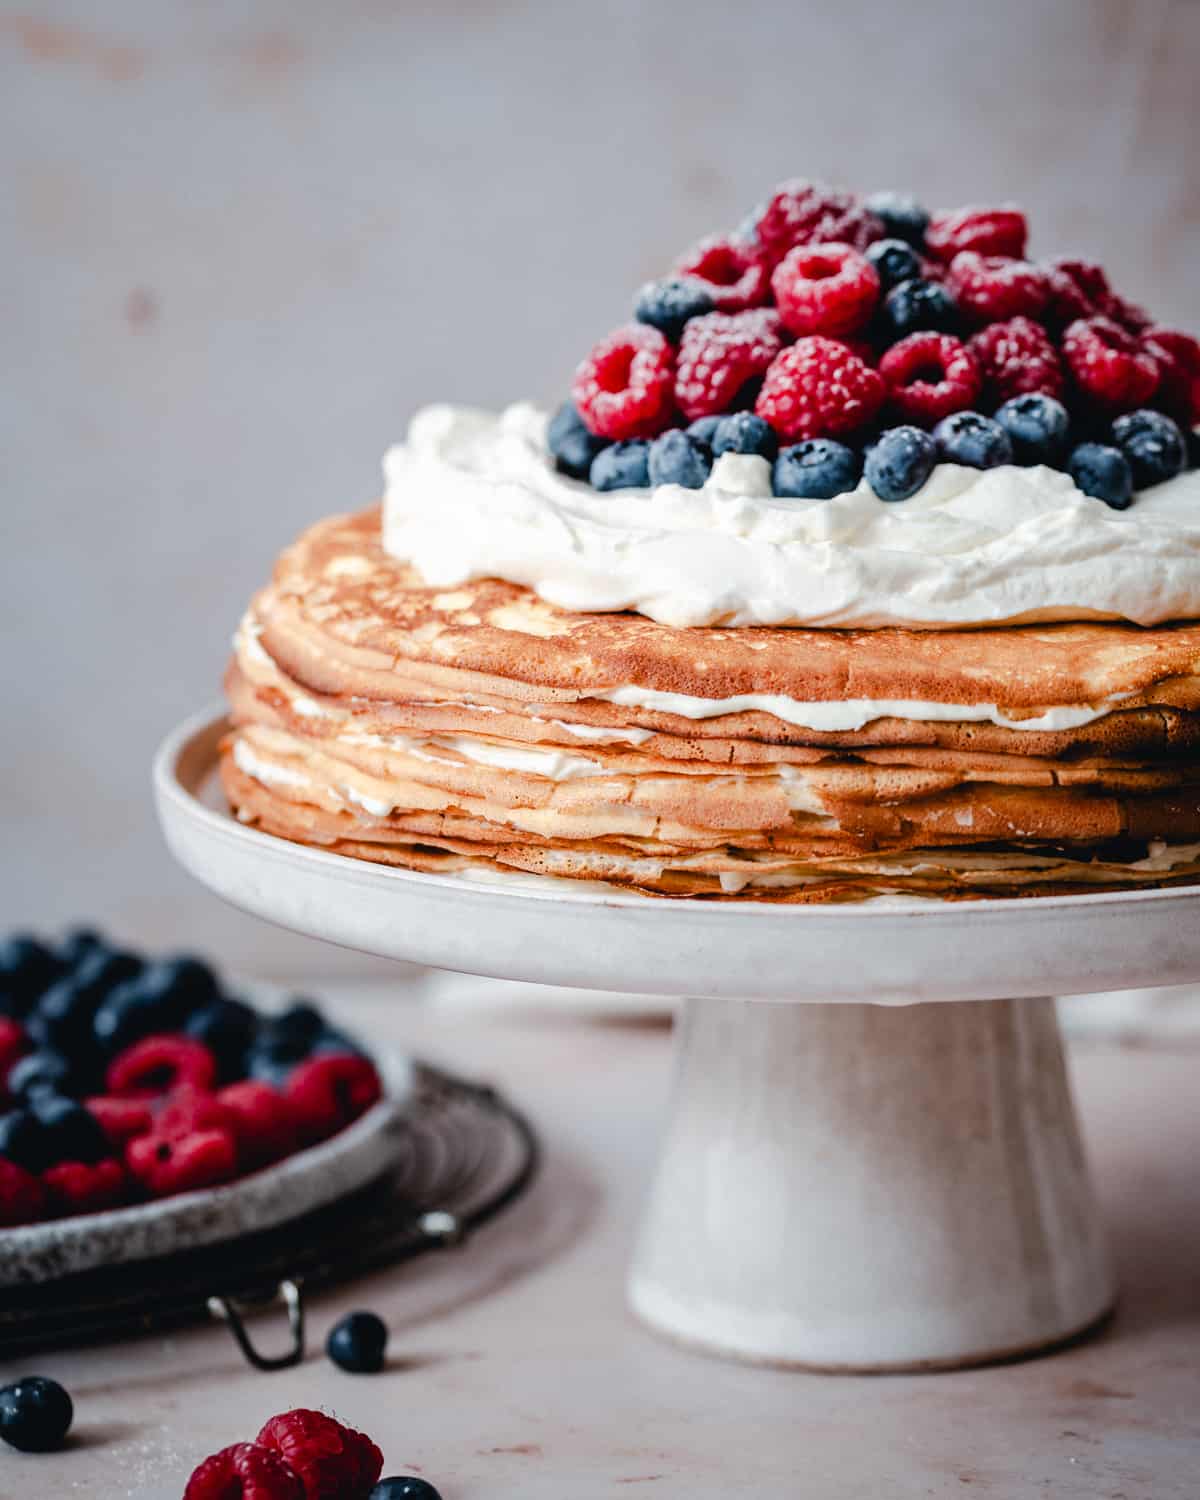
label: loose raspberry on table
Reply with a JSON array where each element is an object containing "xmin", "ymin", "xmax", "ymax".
[
  {"xmin": 946, "ymin": 252, "xmax": 1048, "ymax": 325},
  {"xmin": 218, "ymin": 1080, "xmax": 301, "ymax": 1168},
  {"xmin": 85, "ymin": 1094, "xmax": 154, "ymax": 1150},
  {"xmin": 770, "ymin": 242, "xmax": 880, "ymax": 338},
  {"xmin": 969, "ymin": 316, "xmax": 1065, "ymax": 406},
  {"xmin": 42, "ymin": 1157, "xmax": 128, "ymax": 1216},
  {"xmin": 673, "ymin": 236, "xmax": 769, "ymax": 313},
  {"xmin": 184, "ymin": 1441, "xmax": 304, "ymax": 1500},
  {"xmin": 1142, "ymin": 328, "xmax": 1200, "ymax": 425},
  {"xmin": 755, "ymin": 337, "xmax": 885, "ymax": 443},
  {"xmin": 673, "ymin": 309, "xmax": 785, "ymax": 421},
  {"xmin": 925, "ymin": 206, "xmax": 1027, "ymax": 261},
  {"xmin": 106, "ymin": 1034, "xmax": 217, "ymax": 1098},
  {"xmin": 571, "ymin": 325, "xmax": 675, "ymax": 440},
  {"xmin": 752, "ymin": 179, "xmax": 883, "ymax": 267},
  {"xmin": 0, "ymin": 1158, "xmax": 46, "ymax": 1227},
  {"xmin": 126, "ymin": 1125, "xmax": 238, "ymax": 1197},
  {"xmin": 285, "ymin": 1054, "xmax": 383, "ymax": 1147},
  {"xmin": 879, "ymin": 333, "xmax": 982, "ymax": 427},
  {"xmin": 1062, "ymin": 316, "xmax": 1159, "ymax": 412},
  {"xmin": 256, "ymin": 1409, "xmax": 383, "ymax": 1500}
]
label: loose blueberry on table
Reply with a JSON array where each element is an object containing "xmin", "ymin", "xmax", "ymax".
[
  {"xmin": 328, "ymin": 1309, "xmax": 390, "ymax": 1373},
  {"xmin": 543, "ymin": 180, "xmax": 1199, "ymax": 505},
  {"xmin": 0, "ymin": 1375, "xmax": 73, "ymax": 1453},
  {"xmin": 0, "ymin": 928, "xmax": 382, "ymax": 1226}
]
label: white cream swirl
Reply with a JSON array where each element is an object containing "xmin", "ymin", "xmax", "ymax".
[{"xmin": 381, "ymin": 403, "xmax": 1200, "ymax": 630}]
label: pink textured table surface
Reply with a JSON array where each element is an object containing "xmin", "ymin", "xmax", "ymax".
[{"xmin": 1, "ymin": 987, "xmax": 1197, "ymax": 1499}]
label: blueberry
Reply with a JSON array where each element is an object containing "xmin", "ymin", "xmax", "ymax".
[
  {"xmin": 773, "ymin": 440, "xmax": 861, "ymax": 499},
  {"xmin": 647, "ymin": 429, "xmax": 712, "ymax": 490},
  {"xmin": 1067, "ymin": 442, "xmax": 1134, "ymax": 510},
  {"xmin": 311, "ymin": 1027, "xmax": 367, "ymax": 1059},
  {"xmin": 30, "ymin": 1095, "xmax": 108, "ymax": 1167},
  {"xmin": 327, "ymin": 1310, "xmax": 389, "ymax": 1374},
  {"xmin": 1111, "ymin": 409, "xmax": 1186, "ymax": 490},
  {"xmin": 933, "ymin": 411, "xmax": 1014, "ymax": 470},
  {"xmin": 865, "ymin": 426, "xmax": 938, "ymax": 502},
  {"xmin": 92, "ymin": 957, "xmax": 215, "ymax": 1052},
  {"xmin": 28, "ymin": 948, "xmax": 141, "ymax": 1051},
  {"xmin": 156, "ymin": 956, "xmax": 221, "ymax": 1019},
  {"xmin": 865, "ymin": 191, "xmax": 930, "ymax": 247},
  {"xmin": 878, "ymin": 278, "xmax": 958, "ymax": 343},
  {"xmin": 57, "ymin": 927, "xmax": 106, "ymax": 971},
  {"xmin": 0, "ymin": 936, "xmax": 59, "ymax": 1019},
  {"xmin": 184, "ymin": 997, "xmax": 259, "ymax": 1074},
  {"xmin": 686, "ymin": 416, "xmax": 722, "ymax": 448},
  {"xmin": 634, "ymin": 277, "xmax": 714, "ymax": 341},
  {"xmin": 0, "ymin": 1110, "xmax": 49, "ymax": 1173},
  {"xmin": 590, "ymin": 440, "xmax": 651, "ymax": 491},
  {"xmin": 6, "ymin": 1050, "xmax": 76, "ymax": 1103},
  {"xmin": 711, "ymin": 412, "xmax": 777, "ymax": 460},
  {"xmin": 371, "ymin": 1481, "xmax": 443, "ymax": 1500},
  {"xmin": 0, "ymin": 1376, "xmax": 73, "ymax": 1453},
  {"xmin": 994, "ymin": 393, "xmax": 1071, "ymax": 467},
  {"xmin": 865, "ymin": 238, "xmax": 922, "ymax": 291},
  {"xmin": 547, "ymin": 402, "xmax": 606, "ymax": 480}
]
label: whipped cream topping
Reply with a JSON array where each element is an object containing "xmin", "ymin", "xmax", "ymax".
[{"xmin": 381, "ymin": 403, "xmax": 1200, "ymax": 630}]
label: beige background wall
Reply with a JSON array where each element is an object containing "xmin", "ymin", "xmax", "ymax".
[{"xmin": 4, "ymin": 0, "xmax": 1198, "ymax": 977}]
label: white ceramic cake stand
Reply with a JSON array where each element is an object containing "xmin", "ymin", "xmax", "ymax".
[{"xmin": 155, "ymin": 711, "xmax": 1200, "ymax": 1372}]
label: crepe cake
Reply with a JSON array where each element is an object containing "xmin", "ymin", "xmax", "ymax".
[
  {"xmin": 220, "ymin": 508, "xmax": 1200, "ymax": 900},
  {"xmin": 221, "ymin": 179, "xmax": 1200, "ymax": 900}
]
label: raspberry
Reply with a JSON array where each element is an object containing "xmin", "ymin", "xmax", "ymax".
[
  {"xmin": 1062, "ymin": 316, "xmax": 1159, "ymax": 413},
  {"xmin": 85, "ymin": 1094, "xmax": 154, "ymax": 1150},
  {"xmin": 571, "ymin": 325, "xmax": 675, "ymax": 440},
  {"xmin": 969, "ymin": 317, "xmax": 1065, "ymax": 406},
  {"xmin": 0, "ymin": 1157, "xmax": 45, "ymax": 1227},
  {"xmin": 1044, "ymin": 259, "xmax": 1149, "ymax": 334},
  {"xmin": 673, "ymin": 309, "xmax": 785, "ymax": 421},
  {"xmin": 285, "ymin": 1054, "xmax": 383, "ymax": 1147},
  {"xmin": 1142, "ymin": 328, "xmax": 1200, "ymax": 425},
  {"xmin": 42, "ymin": 1158, "xmax": 127, "ymax": 1216},
  {"xmin": 770, "ymin": 242, "xmax": 880, "ymax": 337},
  {"xmin": 925, "ymin": 206, "xmax": 1027, "ymax": 261},
  {"xmin": 184, "ymin": 1441, "xmax": 304, "ymax": 1500},
  {"xmin": 879, "ymin": 333, "xmax": 982, "ymax": 427},
  {"xmin": 752, "ymin": 180, "xmax": 882, "ymax": 268},
  {"xmin": 755, "ymin": 337, "xmax": 885, "ymax": 443},
  {"xmin": 154, "ymin": 1085, "xmax": 240, "ymax": 1141},
  {"xmin": 256, "ymin": 1409, "xmax": 383, "ymax": 1500},
  {"xmin": 106, "ymin": 1034, "xmax": 217, "ymax": 1098},
  {"xmin": 0, "ymin": 1018, "xmax": 29, "ymax": 1103},
  {"xmin": 673, "ymin": 235, "xmax": 769, "ymax": 313},
  {"xmin": 946, "ymin": 252, "xmax": 1048, "ymax": 325},
  {"xmin": 218, "ymin": 1080, "xmax": 300, "ymax": 1168},
  {"xmin": 126, "ymin": 1126, "xmax": 238, "ymax": 1197}
]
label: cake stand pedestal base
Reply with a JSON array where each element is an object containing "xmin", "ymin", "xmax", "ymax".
[{"xmin": 629, "ymin": 995, "xmax": 1114, "ymax": 1371}]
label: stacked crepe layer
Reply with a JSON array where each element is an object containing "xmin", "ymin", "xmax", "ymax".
[{"xmin": 221, "ymin": 509, "xmax": 1200, "ymax": 901}]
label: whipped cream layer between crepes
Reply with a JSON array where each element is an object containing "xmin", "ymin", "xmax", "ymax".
[{"xmin": 381, "ymin": 403, "xmax": 1200, "ymax": 630}]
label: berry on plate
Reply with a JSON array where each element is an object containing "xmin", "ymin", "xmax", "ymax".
[
  {"xmin": 1062, "ymin": 316, "xmax": 1159, "ymax": 413},
  {"xmin": 0, "ymin": 1375, "xmax": 73, "ymax": 1453},
  {"xmin": 0, "ymin": 936, "xmax": 60, "ymax": 1019},
  {"xmin": 925, "ymin": 206, "xmax": 1027, "ymax": 262},
  {"xmin": 1110, "ymin": 409, "xmax": 1187, "ymax": 489},
  {"xmin": 865, "ymin": 237, "xmax": 923, "ymax": 291},
  {"xmin": 879, "ymin": 332, "xmax": 982, "ymax": 427},
  {"xmin": 84, "ymin": 1093, "xmax": 153, "ymax": 1149},
  {"xmin": 994, "ymin": 393, "xmax": 1071, "ymax": 466},
  {"xmin": 753, "ymin": 180, "xmax": 883, "ymax": 267},
  {"xmin": 0, "ymin": 1017, "xmax": 29, "ymax": 1099},
  {"xmin": 256, "ymin": 1408, "xmax": 383, "ymax": 1500},
  {"xmin": 946, "ymin": 252, "xmax": 1048, "ymax": 325},
  {"xmin": 217, "ymin": 1080, "xmax": 301, "ymax": 1168},
  {"xmin": 969, "ymin": 316, "xmax": 1065, "ymax": 406},
  {"xmin": 877, "ymin": 278, "xmax": 959, "ymax": 344},
  {"xmin": 1141, "ymin": 328, "xmax": 1200, "ymax": 425},
  {"xmin": 6, "ymin": 1047, "xmax": 76, "ymax": 1102},
  {"xmin": 327, "ymin": 1309, "xmax": 390, "ymax": 1374},
  {"xmin": 1067, "ymin": 443, "xmax": 1134, "ymax": 510},
  {"xmin": 647, "ymin": 430, "xmax": 713, "ymax": 490},
  {"xmin": 755, "ymin": 337, "xmax": 885, "ymax": 443},
  {"xmin": 864, "ymin": 192, "xmax": 929, "ymax": 247},
  {"xmin": 547, "ymin": 401, "xmax": 607, "ymax": 479},
  {"xmin": 634, "ymin": 276, "xmax": 715, "ymax": 340},
  {"xmin": 42, "ymin": 1157, "xmax": 127, "ymax": 1215},
  {"xmin": 933, "ymin": 411, "xmax": 1014, "ymax": 469},
  {"xmin": 590, "ymin": 439, "xmax": 651, "ymax": 491},
  {"xmin": 29, "ymin": 1092, "xmax": 109, "ymax": 1166},
  {"xmin": 674, "ymin": 309, "xmax": 785, "ymax": 421},
  {"xmin": 285, "ymin": 1054, "xmax": 382, "ymax": 1146},
  {"xmin": 184, "ymin": 1441, "xmax": 304, "ymax": 1500},
  {"xmin": 126, "ymin": 1125, "xmax": 239, "ymax": 1197},
  {"xmin": 771, "ymin": 242, "xmax": 880, "ymax": 338},
  {"xmin": 865, "ymin": 426, "xmax": 939, "ymax": 502},
  {"xmin": 673, "ymin": 236, "xmax": 769, "ymax": 312},
  {"xmin": 773, "ymin": 439, "xmax": 861, "ymax": 499},
  {"xmin": 711, "ymin": 412, "xmax": 777, "ymax": 460},
  {"xmin": 106, "ymin": 1034, "xmax": 218, "ymax": 1097},
  {"xmin": 0, "ymin": 1157, "xmax": 46, "ymax": 1227},
  {"xmin": 571, "ymin": 325, "xmax": 676, "ymax": 440}
]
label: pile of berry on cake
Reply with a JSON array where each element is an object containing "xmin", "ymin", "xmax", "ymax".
[
  {"xmin": 0, "ymin": 930, "xmax": 382, "ymax": 1226},
  {"xmin": 552, "ymin": 180, "xmax": 1197, "ymax": 507}
]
